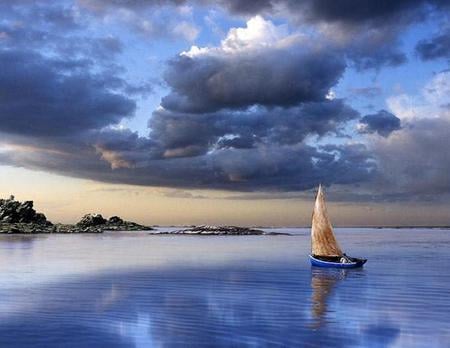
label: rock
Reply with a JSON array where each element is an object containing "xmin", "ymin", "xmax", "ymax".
[
  {"xmin": 0, "ymin": 196, "xmax": 51, "ymax": 225},
  {"xmin": 0, "ymin": 196, "xmax": 154, "ymax": 233},
  {"xmin": 75, "ymin": 214, "xmax": 153, "ymax": 231},
  {"xmin": 0, "ymin": 223, "xmax": 53, "ymax": 234},
  {"xmin": 108, "ymin": 216, "xmax": 124, "ymax": 224},
  {"xmin": 103, "ymin": 216, "xmax": 154, "ymax": 231},
  {"xmin": 152, "ymin": 225, "xmax": 290, "ymax": 236},
  {"xmin": 34, "ymin": 213, "xmax": 48, "ymax": 224},
  {"xmin": 77, "ymin": 214, "xmax": 107, "ymax": 227}
]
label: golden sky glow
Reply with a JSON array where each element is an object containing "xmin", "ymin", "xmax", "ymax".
[{"xmin": 1, "ymin": 166, "xmax": 448, "ymax": 227}]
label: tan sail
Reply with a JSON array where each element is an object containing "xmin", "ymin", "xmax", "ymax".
[{"xmin": 311, "ymin": 185, "xmax": 343, "ymax": 257}]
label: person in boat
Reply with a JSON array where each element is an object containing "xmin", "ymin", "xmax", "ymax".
[{"xmin": 340, "ymin": 253, "xmax": 352, "ymax": 264}]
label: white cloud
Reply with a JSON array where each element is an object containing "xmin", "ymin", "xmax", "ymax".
[
  {"xmin": 386, "ymin": 93, "xmax": 424, "ymax": 120},
  {"xmin": 181, "ymin": 16, "xmax": 303, "ymax": 57},
  {"xmin": 325, "ymin": 89, "xmax": 336, "ymax": 100},
  {"xmin": 177, "ymin": 5, "xmax": 193, "ymax": 16},
  {"xmin": 221, "ymin": 15, "xmax": 289, "ymax": 52},
  {"xmin": 173, "ymin": 21, "xmax": 199, "ymax": 42},
  {"xmin": 423, "ymin": 70, "xmax": 450, "ymax": 105},
  {"xmin": 387, "ymin": 71, "xmax": 450, "ymax": 121}
]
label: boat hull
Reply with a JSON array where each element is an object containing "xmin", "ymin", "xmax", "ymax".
[{"xmin": 309, "ymin": 255, "xmax": 367, "ymax": 269}]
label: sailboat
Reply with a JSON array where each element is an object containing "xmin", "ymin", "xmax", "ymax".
[{"xmin": 309, "ymin": 185, "xmax": 367, "ymax": 268}]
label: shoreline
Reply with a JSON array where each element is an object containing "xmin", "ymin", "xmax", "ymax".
[
  {"xmin": 1, "ymin": 224, "xmax": 449, "ymax": 235},
  {"xmin": 150, "ymin": 225, "xmax": 291, "ymax": 236},
  {"xmin": 0, "ymin": 222, "xmax": 154, "ymax": 234}
]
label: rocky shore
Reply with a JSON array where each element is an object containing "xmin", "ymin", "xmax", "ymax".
[
  {"xmin": 0, "ymin": 196, "xmax": 153, "ymax": 234},
  {"xmin": 0, "ymin": 196, "xmax": 287, "ymax": 235},
  {"xmin": 152, "ymin": 225, "xmax": 290, "ymax": 236}
]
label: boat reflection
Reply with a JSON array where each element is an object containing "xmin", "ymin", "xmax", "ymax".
[{"xmin": 310, "ymin": 268, "xmax": 365, "ymax": 328}]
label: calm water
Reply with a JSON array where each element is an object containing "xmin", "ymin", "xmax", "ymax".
[{"xmin": 0, "ymin": 228, "xmax": 449, "ymax": 347}]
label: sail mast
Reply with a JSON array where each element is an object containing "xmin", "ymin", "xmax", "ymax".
[{"xmin": 311, "ymin": 185, "xmax": 343, "ymax": 257}]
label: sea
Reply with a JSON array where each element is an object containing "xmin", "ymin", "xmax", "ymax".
[{"xmin": 0, "ymin": 228, "xmax": 449, "ymax": 347}]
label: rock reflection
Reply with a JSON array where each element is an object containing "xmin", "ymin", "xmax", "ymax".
[{"xmin": 0, "ymin": 234, "xmax": 44, "ymax": 246}]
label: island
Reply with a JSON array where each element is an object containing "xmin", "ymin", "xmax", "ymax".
[
  {"xmin": 152, "ymin": 225, "xmax": 290, "ymax": 236},
  {"xmin": 0, "ymin": 196, "xmax": 153, "ymax": 233}
]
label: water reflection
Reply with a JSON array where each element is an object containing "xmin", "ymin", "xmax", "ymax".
[
  {"xmin": 0, "ymin": 265, "xmax": 401, "ymax": 348},
  {"xmin": 0, "ymin": 230, "xmax": 449, "ymax": 347},
  {"xmin": 310, "ymin": 268, "xmax": 348, "ymax": 328}
]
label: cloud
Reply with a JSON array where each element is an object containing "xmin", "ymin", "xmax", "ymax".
[
  {"xmin": 173, "ymin": 21, "xmax": 200, "ymax": 41},
  {"xmin": 374, "ymin": 117, "xmax": 450, "ymax": 196},
  {"xmin": 162, "ymin": 16, "xmax": 346, "ymax": 113},
  {"xmin": 288, "ymin": 0, "xmax": 446, "ymax": 24},
  {"xmin": 162, "ymin": 189, "xmax": 208, "ymax": 199},
  {"xmin": 387, "ymin": 71, "xmax": 450, "ymax": 120},
  {"xmin": 214, "ymin": 0, "xmax": 447, "ymax": 24},
  {"xmin": 0, "ymin": 2, "xmax": 158, "ymax": 140},
  {"xmin": 0, "ymin": 50, "xmax": 135, "ymax": 137},
  {"xmin": 343, "ymin": 28, "xmax": 407, "ymax": 70},
  {"xmin": 0, "ymin": 2, "xmax": 82, "ymax": 30},
  {"xmin": 77, "ymin": 0, "xmax": 448, "ymax": 22},
  {"xmin": 0, "ymin": 135, "xmax": 376, "ymax": 191},
  {"xmin": 1, "ymin": 3, "xmax": 448, "ymax": 204},
  {"xmin": 213, "ymin": 0, "xmax": 447, "ymax": 69},
  {"xmin": 77, "ymin": 0, "xmax": 199, "ymax": 41},
  {"xmin": 367, "ymin": 71, "xmax": 450, "ymax": 198},
  {"xmin": 0, "ymin": 13, "xmax": 374, "ymax": 193},
  {"xmin": 75, "ymin": 0, "xmax": 449, "ymax": 70},
  {"xmin": 416, "ymin": 29, "xmax": 450, "ymax": 61},
  {"xmin": 358, "ymin": 110, "xmax": 401, "ymax": 137},
  {"xmin": 71, "ymin": 0, "xmax": 450, "ymax": 73},
  {"xmin": 150, "ymin": 99, "xmax": 359, "ymax": 156}
]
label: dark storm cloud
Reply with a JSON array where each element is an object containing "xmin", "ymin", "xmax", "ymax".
[
  {"xmin": 214, "ymin": 0, "xmax": 448, "ymax": 23},
  {"xmin": 162, "ymin": 47, "xmax": 346, "ymax": 113},
  {"xmin": 217, "ymin": 136, "xmax": 256, "ymax": 150},
  {"xmin": 17, "ymin": 97, "xmax": 371, "ymax": 192},
  {"xmin": 150, "ymin": 99, "xmax": 359, "ymax": 157},
  {"xmin": 81, "ymin": 0, "xmax": 447, "ymax": 22},
  {"xmin": 0, "ymin": 131, "xmax": 376, "ymax": 191},
  {"xmin": 345, "ymin": 34, "xmax": 407, "ymax": 70},
  {"xmin": 317, "ymin": 143, "xmax": 377, "ymax": 185},
  {"xmin": 375, "ymin": 117, "xmax": 450, "ymax": 196},
  {"xmin": 0, "ymin": 50, "xmax": 135, "ymax": 137},
  {"xmin": 0, "ymin": 1, "xmax": 149, "ymax": 138},
  {"xmin": 285, "ymin": 0, "xmax": 442, "ymax": 24},
  {"xmin": 358, "ymin": 110, "xmax": 401, "ymax": 137},
  {"xmin": 416, "ymin": 29, "xmax": 450, "ymax": 61}
]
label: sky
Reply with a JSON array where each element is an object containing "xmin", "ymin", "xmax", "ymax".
[{"xmin": 0, "ymin": 0, "xmax": 449, "ymax": 226}]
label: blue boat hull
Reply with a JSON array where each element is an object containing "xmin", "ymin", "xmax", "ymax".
[{"xmin": 309, "ymin": 255, "xmax": 367, "ymax": 269}]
